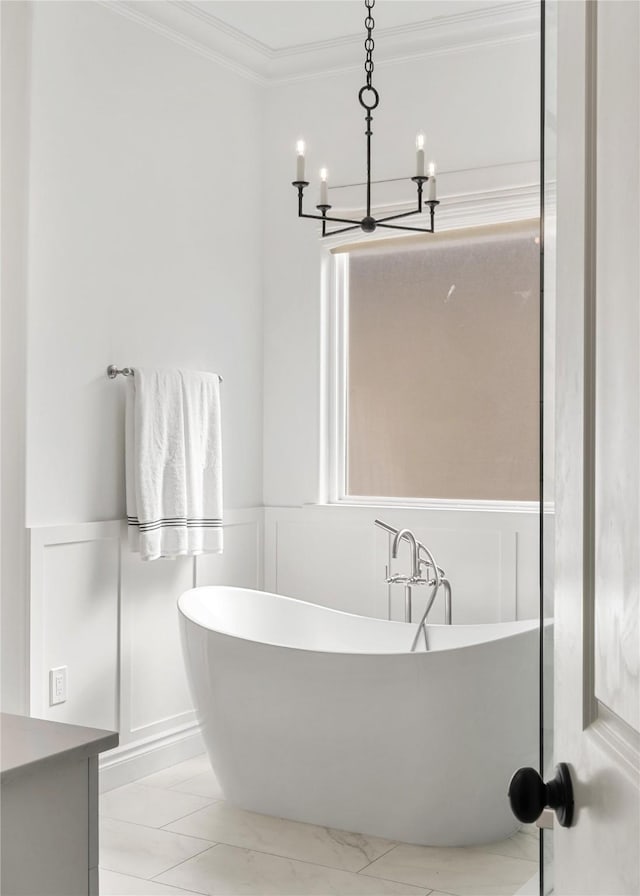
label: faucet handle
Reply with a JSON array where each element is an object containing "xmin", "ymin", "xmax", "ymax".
[
  {"xmin": 387, "ymin": 574, "xmax": 434, "ymax": 586},
  {"xmin": 386, "ymin": 574, "xmax": 410, "ymax": 585}
]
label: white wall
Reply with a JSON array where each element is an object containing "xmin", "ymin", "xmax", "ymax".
[
  {"xmin": 1, "ymin": 1, "xmax": 31, "ymax": 714},
  {"xmin": 16, "ymin": 1, "xmax": 265, "ymax": 774},
  {"xmin": 26, "ymin": 1, "xmax": 263, "ymax": 525},
  {"xmin": 261, "ymin": 26, "xmax": 541, "ymax": 623}
]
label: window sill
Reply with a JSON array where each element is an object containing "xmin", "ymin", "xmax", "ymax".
[{"xmin": 309, "ymin": 497, "xmax": 549, "ymax": 514}]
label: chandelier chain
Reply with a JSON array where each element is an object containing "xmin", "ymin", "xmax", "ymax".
[{"xmin": 364, "ymin": 0, "xmax": 375, "ymax": 88}]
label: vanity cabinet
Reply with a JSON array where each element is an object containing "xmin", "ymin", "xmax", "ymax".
[{"xmin": 1, "ymin": 713, "xmax": 118, "ymax": 896}]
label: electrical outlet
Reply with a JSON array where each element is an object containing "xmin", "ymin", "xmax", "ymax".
[{"xmin": 49, "ymin": 666, "xmax": 67, "ymax": 706}]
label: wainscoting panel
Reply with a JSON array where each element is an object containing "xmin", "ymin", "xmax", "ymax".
[
  {"xmin": 29, "ymin": 509, "xmax": 263, "ymax": 790},
  {"xmin": 272, "ymin": 518, "xmax": 378, "ymax": 617},
  {"xmin": 265, "ymin": 505, "xmax": 538, "ymax": 624},
  {"xmin": 30, "ymin": 506, "xmax": 530, "ymax": 789},
  {"xmin": 120, "ymin": 551, "xmax": 195, "ymax": 741},
  {"xmin": 195, "ymin": 510, "xmax": 264, "ymax": 590},
  {"xmin": 30, "ymin": 522, "xmax": 121, "ymax": 731}
]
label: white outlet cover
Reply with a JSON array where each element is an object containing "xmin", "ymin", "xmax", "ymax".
[{"xmin": 49, "ymin": 666, "xmax": 67, "ymax": 706}]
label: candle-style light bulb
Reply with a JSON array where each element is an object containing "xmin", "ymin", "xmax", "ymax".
[
  {"xmin": 428, "ymin": 162, "xmax": 437, "ymax": 200},
  {"xmin": 319, "ymin": 168, "xmax": 329, "ymax": 206},
  {"xmin": 416, "ymin": 133, "xmax": 425, "ymax": 177},
  {"xmin": 296, "ymin": 140, "xmax": 306, "ymax": 182}
]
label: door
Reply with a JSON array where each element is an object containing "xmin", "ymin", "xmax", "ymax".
[{"xmin": 553, "ymin": 0, "xmax": 640, "ymax": 892}]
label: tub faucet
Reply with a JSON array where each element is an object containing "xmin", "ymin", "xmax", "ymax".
[
  {"xmin": 391, "ymin": 528, "xmax": 420, "ymax": 579},
  {"xmin": 374, "ymin": 519, "xmax": 452, "ymax": 642},
  {"xmin": 387, "ymin": 528, "xmax": 427, "ymax": 624}
]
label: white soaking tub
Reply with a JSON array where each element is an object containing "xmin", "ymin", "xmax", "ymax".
[{"xmin": 178, "ymin": 585, "xmax": 538, "ymax": 847}]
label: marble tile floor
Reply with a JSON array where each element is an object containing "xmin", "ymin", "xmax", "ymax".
[{"xmin": 99, "ymin": 754, "xmax": 539, "ymax": 896}]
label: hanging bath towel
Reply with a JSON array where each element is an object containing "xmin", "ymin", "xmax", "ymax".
[{"xmin": 125, "ymin": 368, "xmax": 223, "ymax": 561}]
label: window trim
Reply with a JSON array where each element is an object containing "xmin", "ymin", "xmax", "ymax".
[{"xmin": 320, "ymin": 181, "xmax": 542, "ymax": 512}]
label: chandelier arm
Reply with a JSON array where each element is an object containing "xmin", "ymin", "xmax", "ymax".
[
  {"xmin": 377, "ymin": 201, "xmax": 439, "ymax": 228},
  {"xmin": 376, "ymin": 222, "xmax": 435, "ymax": 233},
  {"xmin": 376, "ymin": 209, "xmax": 424, "ymax": 224},
  {"xmin": 323, "ymin": 224, "xmax": 363, "ymax": 237},
  {"xmin": 299, "ymin": 212, "xmax": 365, "ymax": 226}
]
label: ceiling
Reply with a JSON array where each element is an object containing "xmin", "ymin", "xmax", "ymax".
[
  {"xmin": 120, "ymin": 0, "xmax": 538, "ymax": 82},
  {"xmin": 188, "ymin": 1, "xmax": 506, "ymax": 51}
]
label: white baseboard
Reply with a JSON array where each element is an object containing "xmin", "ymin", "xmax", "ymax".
[{"xmin": 99, "ymin": 721, "xmax": 204, "ymax": 792}]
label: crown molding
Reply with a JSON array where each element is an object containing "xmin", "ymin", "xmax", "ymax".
[
  {"xmin": 99, "ymin": 0, "xmax": 539, "ymax": 85},
  {"xmin": 97, "ymin": 0, "xmax": 265, "ymax": 84},
  {"xmin": 169, "ymin": 2, "xmax": 277, "ymax": 59}
]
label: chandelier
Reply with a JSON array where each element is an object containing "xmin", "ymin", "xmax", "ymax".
[{"xmin": 292, "ymin": 0, "xmax": 439, "ymax": 238}]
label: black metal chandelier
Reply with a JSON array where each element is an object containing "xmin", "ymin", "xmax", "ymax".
[{"xmin": 292, "ymin": 0, "xmax": 439, "ymax": 238}]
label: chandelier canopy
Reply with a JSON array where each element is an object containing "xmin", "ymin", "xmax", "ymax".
[{"xmin": 292, "ymin": 0, "xmax": 439, "ymax": 238}]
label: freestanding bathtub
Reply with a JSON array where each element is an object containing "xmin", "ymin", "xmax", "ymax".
[{"xmin": 178, "ymin": 585, "xmax": 539, "ymax": 847}]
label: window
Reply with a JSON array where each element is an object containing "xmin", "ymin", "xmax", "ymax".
[{"xmin": 332, "ymin": 220, "xmax": 540, "ymax": 503}]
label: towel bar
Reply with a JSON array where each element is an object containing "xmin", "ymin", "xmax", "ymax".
[{"xmin": 107, "ymin": 365, "xmax": 223, "ymax": 382}]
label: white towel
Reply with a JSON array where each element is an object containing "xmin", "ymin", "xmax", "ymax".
[{"xmin": 125, "ymin": 368, "xmax": 223, "ymax": 561}]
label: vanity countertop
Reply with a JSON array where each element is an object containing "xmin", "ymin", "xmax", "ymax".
[{"xmin": 1, "ymin": 712, "xmax": 118, "ymax": 782}]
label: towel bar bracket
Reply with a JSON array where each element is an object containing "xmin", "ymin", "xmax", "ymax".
[{"xmin": 107, "ymin": 365, "xmax": 134, "ymax": 379}]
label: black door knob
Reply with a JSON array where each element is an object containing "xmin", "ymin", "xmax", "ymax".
[{"xmin": 508, "ymin": 762, "xmax": 574, "ymax": 828}]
